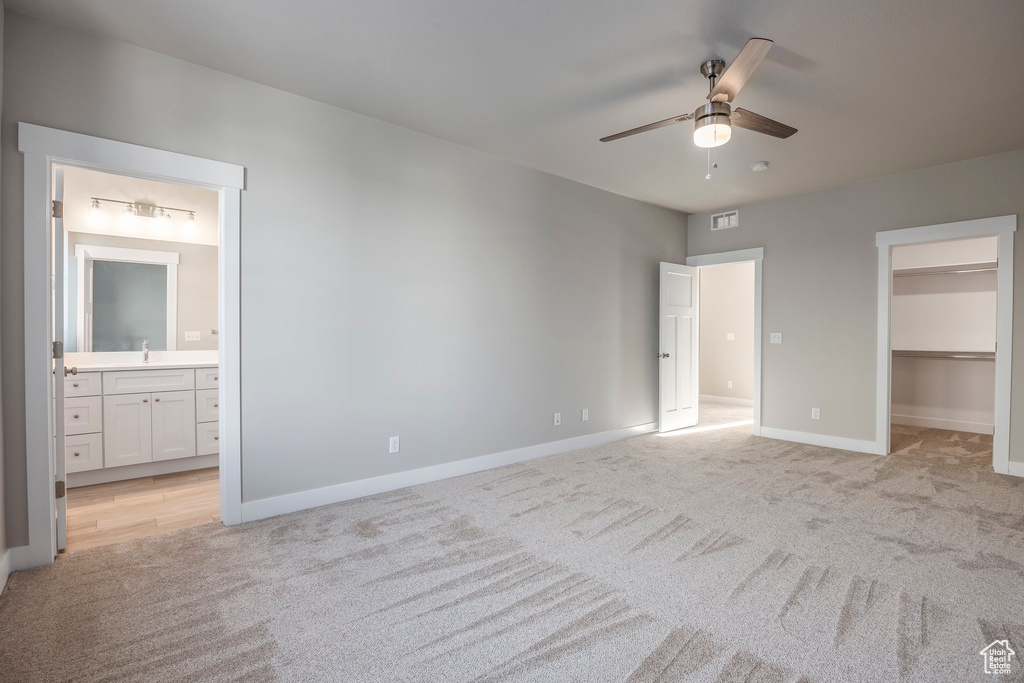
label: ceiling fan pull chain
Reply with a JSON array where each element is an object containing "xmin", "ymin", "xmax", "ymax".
[{"xmin": 706, "ymin": 148, "xmax": 712, "ymax": 180}]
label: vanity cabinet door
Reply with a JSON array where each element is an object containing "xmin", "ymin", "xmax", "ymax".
[
  {"xmin": 103, "ymin": 394, "xmax": 153, "ymax": 467},
  {"xmin": 152, "ymin": 391, "xmax": 197, "ymax": 462}
]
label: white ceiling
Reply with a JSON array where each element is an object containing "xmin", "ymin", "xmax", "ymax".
[
  {"xmin": 13, "ymin": 0, "xmax": 1024, "ymax": 212},
  {"xmin": 62, "ymin": 166, "xmax": 220, "ymax": 246}
]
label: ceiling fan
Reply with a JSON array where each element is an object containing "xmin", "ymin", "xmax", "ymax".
[{"xmin": 600, "ymin": 38, "xmax": 797, "ymax": 149}]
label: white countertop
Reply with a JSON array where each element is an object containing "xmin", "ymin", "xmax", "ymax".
[
  {"xmin": 66, "ymin": 360, "xmax": 218, "ymax": 372},
  {"xmin": 64, "ymin": 351, "xmax": 218, "ymax": 373}
]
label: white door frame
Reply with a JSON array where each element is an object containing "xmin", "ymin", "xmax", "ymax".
[
  {"xmin": 75, "ymin": 244, "xmax": 180, "ymax": 352},
  {"xmin": 686, "ymin": 247, "xmax": 764, "ymax": 435},
  {"xmin": 13, "ymin": 122, "xmax": 245, "ymax": 571},
  {"xmin": 875, "ymin": 215, "xmax": 1015, "ymax": 471}
]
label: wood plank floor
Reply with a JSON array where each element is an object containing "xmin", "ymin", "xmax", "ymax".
[{"xmin": 65, "ymin": 467, "xmax": 220, "ymax": 553}]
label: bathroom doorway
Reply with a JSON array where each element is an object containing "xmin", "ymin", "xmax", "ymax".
[
  {"xmin": 14, "ymin": 123, "xmax": 243, "ymax": 571},
  {"xmin": 54, "ymin": 166, "xmax": 222, "ymax": 552}
]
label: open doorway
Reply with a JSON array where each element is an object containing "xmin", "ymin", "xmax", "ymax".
[
  {"xmin": 657, "ymin": 249, "xmax": 763, "ymax": 436},
  {"xmin": 696, "ymin": 261, "xmax": 756, "ymax": 429},
  {"xmin": 875, "ymin": 216, "xmax": 1015, "ymax": 472},
  {"xmin": 54, "ymin": 166, "xmax": 221, "ymax": 552},
  {"xmin": 888, "ymin": 236, "xmax": 997, "ymax": 461}
]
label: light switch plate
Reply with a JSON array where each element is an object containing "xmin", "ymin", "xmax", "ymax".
[
  {"xmin": 554, "ymin": 412, "xmax": 561, "ymax": 426},
  {"xmin": 811, "ymin": 408, "xmax": 820, "ymax": 420},
  {"xmin": 770, "ymin": 332, "xmax": 783, "ymax": 344},
  {"xmin": 389, "ymin": 436, "xmax": 400, "ymax": 453},
  {"xmin": 185, "ymin": 331, "xmax": 201, "ymax": 342},
  {"xmin": 727, "ymin": 381, "xmax": 733, "ymax": 389},
  {"xmin": 726, "ymin": 332, "xmax": 735, "ymax": 341},
  {"xmin": 581, "ymin": 408, "xmax": 589, "ymax": 422}
]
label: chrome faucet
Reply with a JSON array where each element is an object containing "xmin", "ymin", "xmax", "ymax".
[{"xmin": 142, "ymin": 339, "xmax": 149, "ymax": 363}]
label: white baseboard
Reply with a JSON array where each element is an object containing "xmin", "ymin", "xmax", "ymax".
[
  {"xmin": 700, "ymin": 395, "xmax": 754, "ymax": 407},
  {"xmin": 1007, "ymin": 461, "xmax": 1024, "ymax": 478},
  {"xmin": 891, "ymin": 413, "xmax": 993, "ymax": 435},
  {"xmin": 68, "ymin": 454, "xmax": 219, "ymax": 488},
  {"xmin": 241, "ymin": 422, "xmax": 658, "ymax": 523},
  {"xmin": 759, "ymin": 426, "xmax": 883, "ymax": 455},
  {"xmin": 0, "ymin": 550, "xmax": 11, "ymax": 594}
]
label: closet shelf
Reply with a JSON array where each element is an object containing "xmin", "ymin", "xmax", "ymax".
[
  {"xmin": 892, "ymin": 262, "xmax": 997, "ymax": 278},
  {"xmin": 891, "ymin": 350, "xmax": 995, "ymax": 360}
]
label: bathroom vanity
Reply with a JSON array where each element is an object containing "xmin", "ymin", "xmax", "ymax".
[{"xmin": 61, "ymin": 354, "xmax": 220, "ymax": 487}]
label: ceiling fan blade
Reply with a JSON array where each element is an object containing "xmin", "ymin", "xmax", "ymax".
[
  {"xmin": 707, "ymin": 38, "xmax": 773, "ymax": 102},
  {"xmin": 600, "ymin": 113, "xmax": 693, "ymax": 142},
  {"xmin": 731, "ymin": 108, "xmax": 797, "ymax": 138}
]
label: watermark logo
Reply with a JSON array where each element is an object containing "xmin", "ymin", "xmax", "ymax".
[{"xmin": 980, "ymin": 640, "xmax": 1015, "ymax": 675}]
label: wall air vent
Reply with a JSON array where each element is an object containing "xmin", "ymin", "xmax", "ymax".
[{"xmin": 711, "ymin": 210, "xmax": 739, "ymax": 231}]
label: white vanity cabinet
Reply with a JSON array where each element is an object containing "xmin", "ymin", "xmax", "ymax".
[
  {"xmin": 65, "ymin": 364, "xmax": 217, "ymax": 481},
  {"xmin": 103, "ymin": 393, "xmax": 153, "ymax": 467}
]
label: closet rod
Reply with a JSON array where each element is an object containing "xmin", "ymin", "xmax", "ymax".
[{"xmin": 891, "ymin": 350, "xmax": 995, "ymax": 360}]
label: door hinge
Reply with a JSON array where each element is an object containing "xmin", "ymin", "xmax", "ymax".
[
  {"xmin": 55, "ymin": 481, "xmax": 66, "ymax": 499},
  {"xmin": 52, "ymin": 340, "xmax": 63, "ymax": 360},
  {"xmin": 52, "ymin": 200, "xmax": 64, "ymax": 218}
]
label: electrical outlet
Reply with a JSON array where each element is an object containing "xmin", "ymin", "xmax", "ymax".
[
  {"xmin": 553, "ymin": 412, "xmax": 561, "ymax": 426},
  {"xmin": 727, "ymin": 380, "xmax": 733, "ymax": 389},
  {"xmin": 581, "ymin": 408, "xmax": 589, "ymax": 422},
  {"xmin": 389, "ymin": 436, "xmax": 400, "ymax": 453},
  {"xmin": 726, "ymin": 332, "xmax": 735, "ymax": 341},
  {"xmin": 770, "ymin": 332, "xmax": 783, "ymax": 344},
  {"xmin": 811, "ymin": 408, "xmax": 820, "ymax": 420},
  {"xmin": 184, "ymin": 331, "xmax": 201, "ymax": 342}
]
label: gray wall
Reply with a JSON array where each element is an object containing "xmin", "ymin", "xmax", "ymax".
[
  {"xmin": 687, "ymin": 148, "xmax": 1024, "ymax": 461},
  {"xmin": 0, "ymin": 5, "xmax": 6, "ymax": 563},
  {"xmin": 1, "ymin": 12, "xmax": 686, "ymax": 544},
  {"xmin": 66, "ymin": 232, "xmax": 219, "ymax": 352},
  {"xmin": 699, "ymin": 262, "xmax": 754, "ymax": 401}
]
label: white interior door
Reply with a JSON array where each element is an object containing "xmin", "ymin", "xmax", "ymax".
[
  {"xmin": 52, "ymin": 166, "xmax": 67, "ymax": 550},
  {"xmin": 659, "ymin": 262, "xmax": 700, "ymax": 432}
]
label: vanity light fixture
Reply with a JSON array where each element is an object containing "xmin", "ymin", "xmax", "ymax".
[{"xmin": 90, "ymin": 197, "xmax": 198, "ymax": 235}]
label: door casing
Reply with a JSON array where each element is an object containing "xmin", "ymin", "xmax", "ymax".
[{"xmin": 13, "ymin": 123, "xmax": 245, "ymax": 571}]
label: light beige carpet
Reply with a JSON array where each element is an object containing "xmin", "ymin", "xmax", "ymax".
[{"xmin": 1, "ymin": 421, "xmax": 1022, "ymax": 682}]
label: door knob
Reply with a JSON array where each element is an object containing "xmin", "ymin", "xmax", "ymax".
[
  {"xmin": 64, "ymin": 366, "xmax": 78, "ymax": 377},
  {"xmin": 659, "ymin": 353, "xmax": 671, "ymax": 358}
]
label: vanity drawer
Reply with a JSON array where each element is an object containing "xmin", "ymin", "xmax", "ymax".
[
  {"xmin": 65, "ymin": 396, "xmax": 103, "ymax": 436},
  {"xmin": 196, "ymin": 389, "xmax": 220, "ymax": 423},
  {"xmin": 65, "ymin": 372, "xmax": 102, "ymax": 398},
  {"xmin": 197, "ymin": 421, "xmax": 220, "ymax": 456},
  {"xmin": 66, "ymin": 433, "xmax": 103, "ymax": 473},
  {"xmin": 103, "ymin": 368, "xmax": 195, "ymax": 395},
  {"xmin": 196, "ymin": 367, "xmax": 219, "ymax": 390}
]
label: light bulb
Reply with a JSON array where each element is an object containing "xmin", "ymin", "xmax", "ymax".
[
  {"xmin": 155, "ymin": 209, "xmax": 172, "ymax": 234},
  {"xmin": 119, "ymin": 203, "xmax": 137, "ymax": 230},
  {"xmin": 87, "ymin": 199, "xmax": 107, "ymax": 228},
  {"xmin": 184, "ymin": 212, "xmax": 198, "ymax": 237}
]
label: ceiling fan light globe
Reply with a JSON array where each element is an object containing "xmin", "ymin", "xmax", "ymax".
[{"xmin": 693, "ymin": 119, "xmax": 731, "ymax": 148}]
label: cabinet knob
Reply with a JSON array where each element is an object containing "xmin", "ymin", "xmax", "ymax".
[
  {"xmin": 213, "ymin": 376, "xmax": 219, "ymax": 381},
  {"xmin": 213, "ymin": 403, "xmax": 219, "ymax": 408},
  {"xmin": 73, "ymin": 414, "xmax": 79, "ymax": 419},
  {"xmin": 72, "ymin": 383, "xmax": 79, "ymax": 388},
  {"xmin": 143, "ymin": 399, "xmax": 148, "ymax": 403},
  {"xmin": 155, "ymin": 398, "xmax": 160, "ymax": 402},
  {"xmin": 73, "ymin": 452, "xmax": 80, "ymax": 457},
  {"xmin": 214, "ymin": 436, "xmax": 219, "ymax": 440}
]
